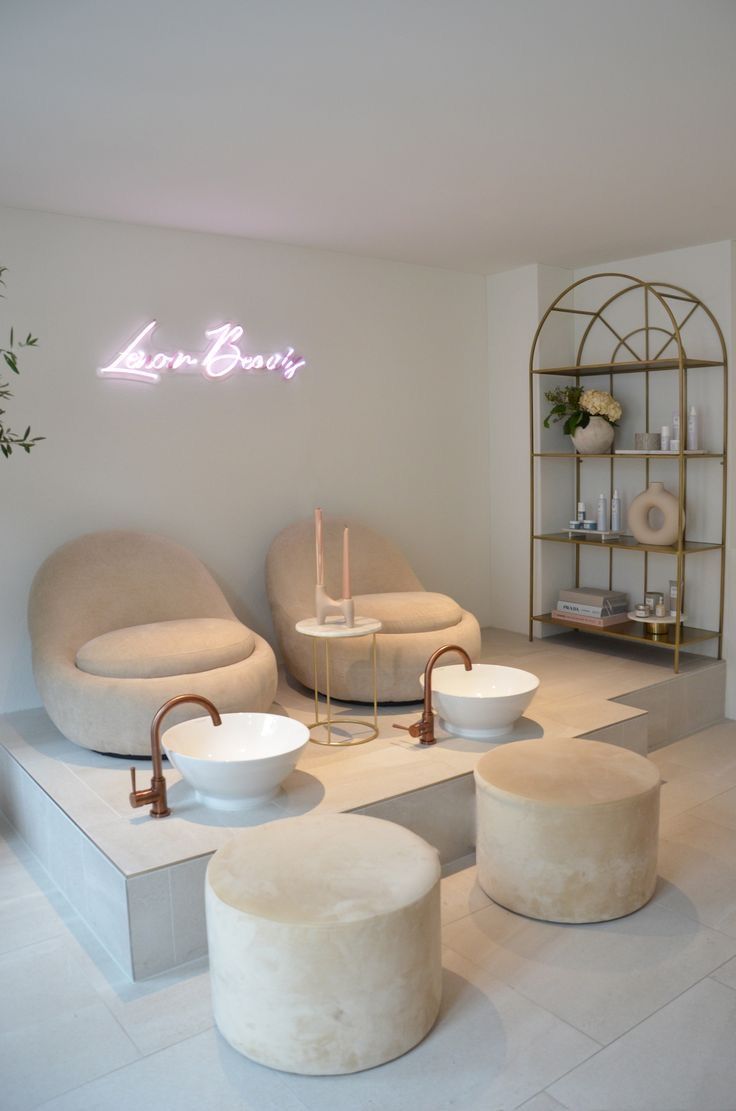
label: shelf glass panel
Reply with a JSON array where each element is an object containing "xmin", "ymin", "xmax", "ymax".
[
  {"xmin": 533, "ymin": 451, "xmax": 724, "ymax": 459},
  {"xmin": 532, "ymin": 357, "xmax": 723, "ymax": 377},
  {"xmin": 533, "ymin": 613, "xmax": 719, "ymax": 649},
  {"xmin": 534, "ymin": 533, "xmax": 723, "ymax": 555}
]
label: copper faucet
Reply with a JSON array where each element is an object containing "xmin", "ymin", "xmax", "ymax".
[
  {"xmin": 129, "ymin": 694, "xmax": 223, "ymax": 818},
  {"xmin": 394, "ymin": 644, "xmax": 472, "ymax": 745}
]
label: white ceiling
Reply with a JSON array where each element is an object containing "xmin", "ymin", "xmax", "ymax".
[{"xmin": 2, "ymin": 0, "xmax": 735, "ymax": 274}]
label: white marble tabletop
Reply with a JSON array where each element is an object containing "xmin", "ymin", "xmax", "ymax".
[{"xmin": 295, "ymin": 615, "xmax": 382, "ymax": 638}]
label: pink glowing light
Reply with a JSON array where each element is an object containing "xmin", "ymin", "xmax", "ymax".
[
  {"xmin": 98, "ymin": 321, "xmax": 163, "ymax": 383},
  {"xmin": 98, "ymin": 321, "xmax": 305, "ymax": 383}
]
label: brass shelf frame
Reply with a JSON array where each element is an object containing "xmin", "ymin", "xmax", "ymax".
[
  {"xmin": 533, "ymin": 613, "xmax": 719, "ymax": 651},
  {"xmin": 534, "ymin": 533, "xmax": 723, "ymax": 556},
  {"xmin": 528, "ymin": 273, "xmax": 729, "ymax": 673},
  {"xmin": 533, "ymin": 451, "xmax": 724, "ymax": 459},
  {"xmin": 533, "ymin": 357, "xmax": 722, "ymax": 377}
]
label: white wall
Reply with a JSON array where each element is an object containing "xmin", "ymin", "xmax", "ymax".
[
  {"xmin": 486, "ymin": 263, "xmax": 573, "ymax": 635},
  {"xmin": 488, "ymin": 241, "xmax": 736, "ymax": 714},
  {"xmin": 0, "ymin": 207, "xmax": 490, "ymax": 711},
  {"xmin": 486, "ymin": 265, "xmax": 539, "ymax": 635}
]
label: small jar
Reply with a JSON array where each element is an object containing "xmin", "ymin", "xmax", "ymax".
[{"xmin": 634, "ymin": 603, "xmax": 650, "ymax": 618}]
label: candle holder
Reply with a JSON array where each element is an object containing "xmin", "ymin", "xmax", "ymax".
[{"xmin": 315, "ymin": 584, "xmax": 355, "ymax": 628}]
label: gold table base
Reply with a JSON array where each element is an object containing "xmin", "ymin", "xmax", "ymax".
[{"xmin": 308, "ymin": 633, "xmax": 379, "ymax": 747}]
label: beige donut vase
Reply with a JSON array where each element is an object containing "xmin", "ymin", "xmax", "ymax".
[{"xmin": 627, "ymin": 481, "xmax": 681, "ymax": 546}]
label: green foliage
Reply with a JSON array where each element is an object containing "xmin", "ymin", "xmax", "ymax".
[
  {"xmin": 0, "ymin": 266, "xmax": 43, "ymax": 458},
  {"xmin": 543, "ymin": 385, "xmax": 591, "ymax": 437}
]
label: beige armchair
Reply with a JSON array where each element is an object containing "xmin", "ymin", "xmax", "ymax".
[
  {"xmin": 28, "ymin": 530, "xmax": 278, "ymax": 756},
  {"xmin": 266, "ymin": 518, "xmax": 481, "ymax": 702}
]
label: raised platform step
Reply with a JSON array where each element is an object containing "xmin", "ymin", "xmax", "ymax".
[{"xmin": 0, "ymin": 628, "xmax": 725, "ymax": 979}]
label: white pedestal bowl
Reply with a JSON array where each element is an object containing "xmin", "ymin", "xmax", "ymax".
[
  {"xmin": 421, "ymin": 664, "xmax": 540, "ymax": 739},
  {"xmin": 162, "ymin": 713, "xmax": 309, "ymax": 810}
]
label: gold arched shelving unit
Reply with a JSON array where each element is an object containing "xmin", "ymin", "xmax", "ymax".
[{"xmin": 528, "ymin": 272, "xmax": 728, "ymax": 672}]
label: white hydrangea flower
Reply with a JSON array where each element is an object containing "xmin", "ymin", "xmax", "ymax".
[{"xmin": 580, "ymin": 389, "xmax": 622, "ymax": 424}]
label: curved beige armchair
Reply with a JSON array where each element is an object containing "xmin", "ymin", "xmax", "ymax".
[
  {"xmin": 28, "ymin": 530, "xmax": 278, "ymax": 756},
  {"xmin": 267, "ymin": 518, "xmax": 481, "ymax": 702}
]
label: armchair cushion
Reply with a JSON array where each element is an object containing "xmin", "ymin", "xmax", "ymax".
[
  {"xmin": 76, "ymin": 618, "xmax": 255, "ymax": 679},
  {"xmin": 352, "ymin": 592, "xmax": 462, "ymax": 635}
]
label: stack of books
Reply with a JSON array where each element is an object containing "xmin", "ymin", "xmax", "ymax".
[{"xmin": 552, "ymin": 587, "xmax": 629, "ymax": 627}]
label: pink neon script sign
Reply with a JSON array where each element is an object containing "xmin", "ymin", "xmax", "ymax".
[{"xmin": 98, "ymin": 321, "xmax": 306, "ymax": 383}]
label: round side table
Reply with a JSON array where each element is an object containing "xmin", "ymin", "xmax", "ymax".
[{"xmin": 295, "ymin": 616, "xmax": 382, "ymax": 746}]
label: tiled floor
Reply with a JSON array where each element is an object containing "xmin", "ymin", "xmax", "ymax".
[{"xmin": 3, "ymin": 719, "xmax": 736, "ymax": 1110}]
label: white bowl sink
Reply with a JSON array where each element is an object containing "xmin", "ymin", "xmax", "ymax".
[
  {"xmin": 162, "ymin": 712, "xmax": 309, "ymax": 810},
  {"xmin": 420, "ymin": 664, "xmax": 540, "ymax": 739}
]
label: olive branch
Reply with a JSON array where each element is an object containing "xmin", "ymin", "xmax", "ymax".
[{"xmin": 0, "ymin": 265, "xmax": 44, "ymax": 458}]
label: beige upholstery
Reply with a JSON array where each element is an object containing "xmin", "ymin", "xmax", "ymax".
[
  {"xmin": 76, "ymin": 618, "xmax": 256, "ymax": 679},
  {"xmin": 206, "ymin": 813, "xmax": 442, "ymax": 1074},
  {"xmin": 28, "ymin": 531, "xmax": 278, "ymax": 756},
  {"xmin": 475, "ymin": 737, "xmax": 660, "ymax": 924},
  {"xmin": 352, "ymin": 592, "xmax": 462, "ymax": 634},
  {"xmin": 266, "ymin": 518, "xmax": 481, "ymax": 701}
]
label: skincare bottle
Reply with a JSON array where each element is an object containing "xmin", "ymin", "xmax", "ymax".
[
  {"xmin": 672, "ymin": 410, "xmax": 680, "ymax": 444},
  {"xmin": 661, "ymin": 425, "xmax": 671, "ymax": 451},
  {"xmin": 669, "ymin": 579, "xmax": 680, "ymax": 617},
  {"xmin": 611, "ymin": 489, "xmax": 621, "ymax": 531},
  {"xmin": 577, "ymin": 501, "xmax": 585, "ymax": 523},
  {"xmin": 597, "ymin": 493, "xmax": 608, "ymax": 532},
  {"xmin": 687, "ymin": 405, "xmax": 698, "ymax": 451}
]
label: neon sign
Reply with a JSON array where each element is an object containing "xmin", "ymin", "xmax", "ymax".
[{"xmin": 98, "ymin": 321, "xmax": 306, "ymax": 383}]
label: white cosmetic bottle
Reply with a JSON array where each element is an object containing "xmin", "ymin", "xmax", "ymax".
[
  {"xmin": 672, "ymin": 410, "xmax": 680, "ymax": 444},
  {"xmin": 597, "ymin": 493, "xmax": 608, "ymax": 532},
  {"xmin": 687, "ymin": 405, "xmax": 698, "ymax": 451},
  {"xmin": 611, "ymin": 489, "xmax": 621, "ymax": 532}
]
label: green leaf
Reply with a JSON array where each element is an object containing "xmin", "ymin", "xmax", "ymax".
[
  {"xmin": 9, "ymin": 327, "xmax": 13, "ymax": 347},
  {"xmin": 3, "ymin": 351, "xmax": 18, "ymax": 374},
  {"xmin": 563, "ymin": 411, "xmax": 585, "ymax": 436}
]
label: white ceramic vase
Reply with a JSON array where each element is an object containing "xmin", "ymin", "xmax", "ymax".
[
  {"xmin": 627, "ymin": 481, "xmax": 681, "ymax": 546},
  {"xmin": 570, "ymin": 415, "xmax": 615, "ymax": 454}
]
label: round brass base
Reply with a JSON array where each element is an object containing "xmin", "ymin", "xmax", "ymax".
[
  {"xmin": 307, "ymin": 718, "xmax": 379, "ymax": 746},
  {"xmin": 644, "ymin": 622, "xmax": 671, "ymax": 640}
]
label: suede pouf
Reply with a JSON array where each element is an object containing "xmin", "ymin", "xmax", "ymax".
[
  {"xmin": 475, "ymin": 737, "xmax": 660, "ymax": 924},
  {"xmin": 206, "ymin": 813, "xmax": 442, "ymax": 1075}
]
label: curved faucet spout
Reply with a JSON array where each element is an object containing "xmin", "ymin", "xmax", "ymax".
[
  {"xmin": 130, "ymin": 694, "xmax": 223, "ymax": 818},
  {"xmin": 394, "ymin": 644, "xmax": 472, "ymax": 746},
  {"xmin": 423, "ymin": 645, "xmax": 472, "ymax": 720}
]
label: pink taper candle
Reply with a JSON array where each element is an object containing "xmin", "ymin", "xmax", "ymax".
[
  {"xmin": 342, "ymin": 526, "xmax": 351, "ymax": 600},
  {"xmin": 315, "ymin": 507, "xmax": 324, "ymax": 586}
]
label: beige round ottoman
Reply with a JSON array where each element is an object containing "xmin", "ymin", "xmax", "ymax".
[
  {"xmin": 474, "ymin": 737, "xmax": 660, "ymax": 923},
  {"xmin": 205, "ymin": 813, "xmax": 442, "ymax": 1075}
]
